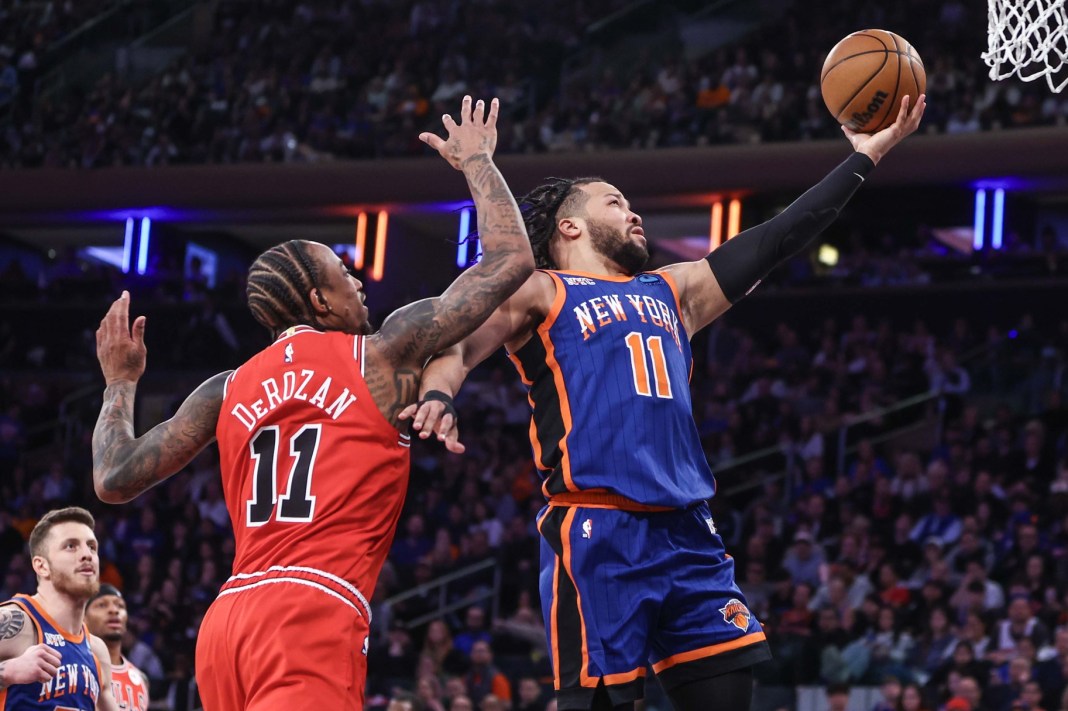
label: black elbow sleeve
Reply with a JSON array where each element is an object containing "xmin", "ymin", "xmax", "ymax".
[{"xmin": 705, "ymin": 151, "xmax": 874, "ymax": 303}]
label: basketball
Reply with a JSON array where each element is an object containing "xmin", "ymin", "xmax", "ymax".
[{"xmin": 820, "ymin": 29, "xmax": 926, "ymax": 133}]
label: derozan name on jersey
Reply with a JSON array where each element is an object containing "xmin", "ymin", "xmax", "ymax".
[{"xmin": 230, "ymin": 369, "xmax": 358, "ymax": 431}]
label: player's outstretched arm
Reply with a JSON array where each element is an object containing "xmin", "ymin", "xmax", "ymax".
[
  {"xmin": 663, "ymin": 94, "xmax": 927, "ymax": 335},
  {"xmin": 373, "ymin": 96, "xmax": 534, "ymax": 370},
  {"xmin": 92, "ymin": 291, "xmax": 227, "ymax": 504},
  {"xmin": 398, "ymin": 272, "xmax": 549, "ymax": 452}
]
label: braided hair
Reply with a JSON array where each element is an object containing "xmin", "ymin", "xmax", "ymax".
[
  {"xmin": 246, "ymin": 240, "xmax": 326, "ymax": 337},
  {"xmin": 518, "ymin": 176, "xmax": 605, "ymax": 269}
]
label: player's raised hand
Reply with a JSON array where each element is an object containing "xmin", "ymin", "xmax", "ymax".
[
  {"xmin": 96, "ymin": 291, "xmax": 147, "ymax": 386},
  {"xmin": 419, "ymin": 95, "xmax": 500, "ymax": 170},
  {"xmin": 843, "ymin": 93, "xmax": 926, "ymax": 165},
  {"xmin": 398, "ymin": 401, "xmax": 465, "ymax": 454},
  {"xmin": 4, "ymin": 644, "xmax": 62, "ymax": 684}
]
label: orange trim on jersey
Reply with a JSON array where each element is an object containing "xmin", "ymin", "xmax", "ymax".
[
  {"xmin": 548, "ymin": 269, "xmax": 637, "ymax": 283},
  {"xmin": 655, "ymin": 270, "xmax": 685, "ymax": 325},
  {"xmin": 603, "ymin": 666, "xmax": 647, "ymax": 685},
  {"xmin": 651, "ymin": 630, "xmax": 768, "ymax": 674},
  {"xmin": 508, "ymin": 353, "xmax": 548, "ymax": 477},
  {"xmin": 0, "ymin": 688, "xmax": 7, "ymax": 707},
  {"xmin": 539, "ymin": 272, "xmax": 577, "ymax": 492},
  {"xmin": 559, "ymin": 508, "xmax": 596, "ymax": 688},
  {"xmin": 15, "ymin": 594, "xmax": 85, "ymax": 643},
  {"xmin": 537, "ymin": 510, "xmax": 562, "ymax": 690},
  {"xmin": 548, "ymin": 491, "xmax": 675, "ymax": 512},
  {"xmin": 6, "ymin": 597, "xmax": 43, "ymax": 645}
]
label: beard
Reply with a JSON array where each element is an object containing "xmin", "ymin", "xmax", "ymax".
[
  {"xmin": 588, "ymin": 219, "xmax": 649, "ymax": 275},
  {"xmin": 52, "ymin": 567, "xmax": 100, "ymax": 602}
]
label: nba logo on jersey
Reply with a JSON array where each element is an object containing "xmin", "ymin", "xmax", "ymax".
[
  {"xmin": 719, "ymin": 599, "xmax": 751, "ymax": 631},
  {"xmin": 581, "ymin": 519, "xmax": 592, "ymax": 539},
  {"xmin": 284, "ymin": 344, "xmax": 294, "ymax": 363},
  {"xmin": 705, "ymin": 517, "xmax": 717, "ymax": 535}
]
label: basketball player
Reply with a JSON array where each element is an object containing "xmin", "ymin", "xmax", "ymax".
[
  {"xmin": 84, "ymin": 586, "xmax": 148, "ymax": 711},
  {"xmin": 402, "ymin": 94, "xmax": 927, "ymax": 710},
  {"xmin": 0, "ymin": 506, "xmax": 120, "ymax": 710},
  {"xmin": 91, "ymin": 95, "xmax": 534, "ymax": 710}
]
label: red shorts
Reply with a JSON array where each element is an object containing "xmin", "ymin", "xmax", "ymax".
[{"xmin": 195, "ymin": 581, "xmax": 369, "ymax": 710}]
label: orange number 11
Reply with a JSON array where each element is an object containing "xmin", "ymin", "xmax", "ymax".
[{"xmin": 624, "ymin": 332, "xmax": 673, "ymax": 399}]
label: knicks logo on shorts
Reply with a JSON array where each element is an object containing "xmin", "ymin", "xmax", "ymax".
[{"xmin": 719, "ymin": 599, "xmax": 751, "ymax": 631}]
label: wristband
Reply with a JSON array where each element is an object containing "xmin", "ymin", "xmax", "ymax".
[{"xmin": 419, "ymin": 390, "xmax": 458, "ymax": 420}]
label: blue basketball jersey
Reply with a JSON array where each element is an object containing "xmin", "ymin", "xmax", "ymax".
[
  {"xmin": 1, "ymin": 595, "xmax": 101, "ymax": 710},
  {"xmin": 509, "ymin": 269, "xmax": 715, "ymax": 508}
]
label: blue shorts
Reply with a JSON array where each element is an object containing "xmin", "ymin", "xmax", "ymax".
[{"xmin": 537, "ymin": 501, "xmax": 771, "ymax": 709}]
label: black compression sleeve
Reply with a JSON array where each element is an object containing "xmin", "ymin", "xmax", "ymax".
[{"xmin": 705, "ymin": 151, "xmax": 875, "ymax": 303}]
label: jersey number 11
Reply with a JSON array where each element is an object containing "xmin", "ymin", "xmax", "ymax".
[
  {"xmin": 624, "ymin": 332, "xmax": 674, "ymax": 399},
  {"xmin": 246, "ymin": 424, "xmax": 321, "ymax": 526}
]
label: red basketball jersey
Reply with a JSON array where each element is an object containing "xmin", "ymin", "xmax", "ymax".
[
  {"xmin": 215, "ymin": 326, "xmax": 411, "ymax": 621},
  {"xmin": 110, "ymin": 658, "xmax": 148, "ymax": 711}
]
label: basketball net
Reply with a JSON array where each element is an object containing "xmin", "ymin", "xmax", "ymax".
[{"xmin": 984, "ymin": 0, "xmax": 1068, "ymax": 92}]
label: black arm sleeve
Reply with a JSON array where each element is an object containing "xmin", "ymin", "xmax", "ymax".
[{"xmin": 705, "ymin": 151, "xmax": 875, "ymax": 303}]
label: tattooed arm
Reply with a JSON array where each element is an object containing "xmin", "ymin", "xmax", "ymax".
[
  {"xmin": 372, "ymin": 96, "xmax": 534, "ymax": 373},
  {"xmin": 92, "ymin": 292, "xmax": 227, "ymax": 503},
  {"xmin": 1, "ymin": 604, "xmax": 61, "ymax": 688}
]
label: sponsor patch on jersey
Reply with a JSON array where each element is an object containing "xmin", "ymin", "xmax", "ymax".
[
  {"xmin": 638, "ymin": 274, "xmax": 661, "ymax": 284},
  {"xmin": 563, "ymin": 277, "xmax": 597, "ymax": 286},
  {"xmin": 719, "ymin": 598, "xmax": 751, "ymax": 631}
]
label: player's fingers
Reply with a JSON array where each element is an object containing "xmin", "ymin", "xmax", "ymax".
[
  {"xmin": 911, "ymin": 94, "xmax": 927, "ymax": 122},
  {"xmin": 416, "ymin": 403, "xmax": 442, "ymax": 437},
  {"xmin": 397, "ymin": 403, "xmax": 418, "ymax": 421},
  {"xmin": 894, "ymin": 94, "xmax": 910, "ymax": 126},
  {"xmin": 486, "ymin": 97, "xmax": 499, "ymax": 128},
  {"xmin": 460, "ymin": 95, "xmax": 472, "ymax": 123},
  {"xmin": 132, "ymin": 315, "xmax": 147, "ymax": 345},
  {"xmin": 115, "ymin": 290, "xmax": 131, "ymax": 327},
  {"xmin": 41, "ymin": 645, "xmax": 62, "ymax": 661},
  {"xmin": 419, "ymin": 132, "xmax": 446, "ymax": 152},
  {"xmin": 435, "ymin": 413, "xmax": 455, "ymax": 439},
  {"xmin": 472, "ymin": 98, "xmax": 485, "ymax": 125},
  {"xmin": 444, "ymin": 430, "xmax": 466, "ymax": 454}
]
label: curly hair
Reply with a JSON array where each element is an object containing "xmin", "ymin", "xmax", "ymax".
[
  {"xmin": 246, "ymin": 240, "xmax": 325, "ymax": 337},
  {"xmin": 518, "ymin": 176, "xmax": 604, "ymax": 269}
]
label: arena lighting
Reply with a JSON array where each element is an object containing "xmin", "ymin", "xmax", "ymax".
[
  {"xmin": 709, "ymin": 202, "xmax": 723, "ymax": 250},
  {"xmin": 456, "ymin": 207, "xmax": 473, "ymax": 267},
  {"xmin": 371, "ymin": 210, "xmax": 388, "ymax": 281},
  {"xmin": 137, "ymin": 218, "xmax": 151, "ymax": 275},
  {"xmin": 992, "ymin": 188, "xmax": 1005, "ymax": 250},
  {"xmin": 122, "ymin": 218, "xmax": 134, "ymax": 274},
  {"xmin": 354, "ymin": 212, "xmax": 368, "ymax": 269},
  {"xmin": 973, "ymin": 189, "xmax": 987, "ymax": 250},
  {"xmin": 727, "ymin": 199, "xmax": 742, "ymax": 239},
  {"xmin": 818, "ymin": 244, "xmax": 840, "ymax": 267}
]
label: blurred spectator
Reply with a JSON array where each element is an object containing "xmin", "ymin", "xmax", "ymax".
[{"xmin": 464, "ymin": 640, "xmax": 512, "ymax": 707}]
